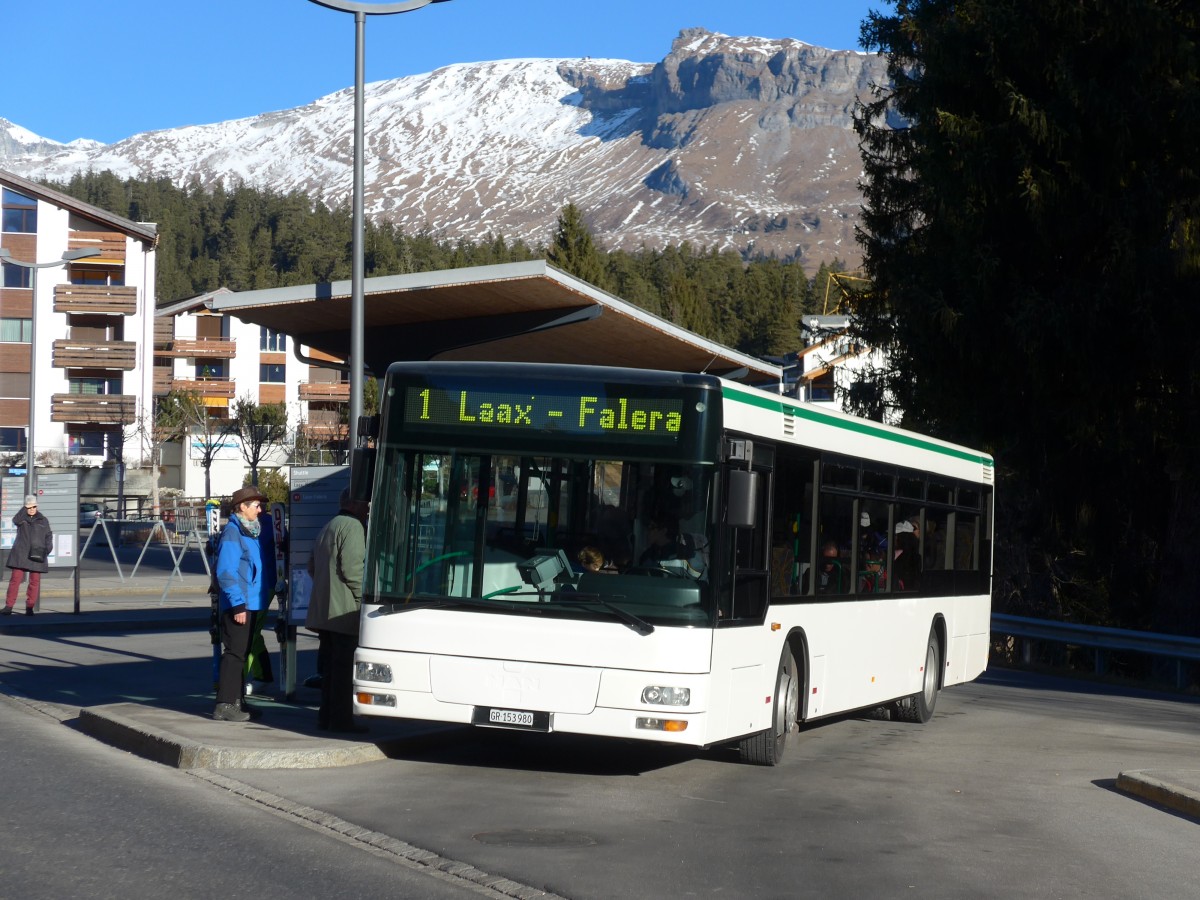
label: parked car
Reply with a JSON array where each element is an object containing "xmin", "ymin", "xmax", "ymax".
[{"xmin": 79, "ymin": 502, "xmax": 111, "ymax": 528}]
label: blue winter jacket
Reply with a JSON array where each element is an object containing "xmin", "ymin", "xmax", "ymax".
[{"xmin": 215, "ymin": 517, "xmax": 264, "ymax": 615}]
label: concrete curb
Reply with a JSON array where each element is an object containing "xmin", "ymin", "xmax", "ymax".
[
  {"xmin": 1116, "ymin": 769, "xmax": 1200, "ymax": 821},
  {"xmin": 74, "ymin": 701, "xmax": 462, "ymax": 771},
  {"xmin": 77, "ymin": 704, "xmax": 392, "ymax": 770}
]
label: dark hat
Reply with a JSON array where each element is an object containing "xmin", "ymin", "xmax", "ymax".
[{"xmin": 230, "ymin": 485, "xmax": 268, "ymax": 508}]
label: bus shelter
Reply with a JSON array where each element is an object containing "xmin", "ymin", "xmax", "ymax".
[{"xmin": 207, "ymin": 260, "xmax": 780, "ymax": 383}]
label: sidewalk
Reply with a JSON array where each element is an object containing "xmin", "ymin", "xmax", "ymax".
[{"xmin": 1, "ymin": 574, "xmax": 456, "ymax": 769}]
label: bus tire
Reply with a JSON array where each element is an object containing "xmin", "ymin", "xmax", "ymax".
[
  {"xmin": 894, "ymin": 628, "xmax": 940, "ymax": 724},
  {"xmin": 738, "ymin": 645, "xmax": 799, "ymax": 766}
]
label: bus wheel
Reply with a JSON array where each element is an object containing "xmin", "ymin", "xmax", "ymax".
[
  {"xmin": 894, "ymin": 628, "xmax": 940, "ymax": 724},
  {"xmin": 738, "ymin": 646, "xmax": 799, "ymax": 766}
]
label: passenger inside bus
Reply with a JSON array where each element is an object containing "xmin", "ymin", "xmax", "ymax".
[
  {"xmin": 893, "ymin": 515, "xmax": 922, "ymax": 590},
  {"xmin": 577, "ymin": 545, "xmax": 618, "ymax": 574},
  {"xmin": 809, "ymin": 540, "xmax": 848, "ymax": 594},
  {"xmin": 858, "ymin": 534, "xmax": 889, "ymax": 593}
]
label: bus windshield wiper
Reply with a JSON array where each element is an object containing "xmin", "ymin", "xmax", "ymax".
[
  {"xmin": 548, "ymin": 593, "xmax": 655, "ymax": 636},
  {"xmin": 374, "ymin": 596, "xmax": 536, "ymax": 616}
]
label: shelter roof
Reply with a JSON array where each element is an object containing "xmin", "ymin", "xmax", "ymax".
[{"xmin": 208, "ymin": 260, "xmax": 780, "ymax": 383}]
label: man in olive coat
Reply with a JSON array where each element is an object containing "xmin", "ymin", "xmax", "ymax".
[{"xmin": 306, "ymin": 489, "xmax": 369, "ymax": 733}]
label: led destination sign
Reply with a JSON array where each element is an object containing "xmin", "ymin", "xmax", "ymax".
[{"xmin": 403, "ymin": 386, "xmax": 689, "ymax": 443}]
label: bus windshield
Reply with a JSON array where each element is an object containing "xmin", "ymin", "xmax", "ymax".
[{"xmin": 365, "ymin": 449, "xmax": 715, "ymax": 627}]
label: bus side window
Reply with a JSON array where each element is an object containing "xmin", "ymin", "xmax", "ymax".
[
  {"xmin": 815, "ymin": 492, "xmax": 854, "ymax": 595},
  {"xmin": 770, "ymin": 448, "xmax": 816, "ymax": 598}
]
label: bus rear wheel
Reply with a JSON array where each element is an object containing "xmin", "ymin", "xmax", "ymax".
[
  {"xmin": 894, "ymin": 628, "xmax": 940, "ymax": 724},
  {"xmin": 738, "ymin": 646, "xmax": 799, "ymax": 766}
]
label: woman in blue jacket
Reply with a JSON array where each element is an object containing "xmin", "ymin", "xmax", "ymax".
[{"xmin": 213, "ymin": 485, "xmax": 268, "ymax": 722}]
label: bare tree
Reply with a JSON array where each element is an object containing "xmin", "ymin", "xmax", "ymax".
[{"xmin": 232, "ymin": 395, "xmax": 288, "ymax": 487}]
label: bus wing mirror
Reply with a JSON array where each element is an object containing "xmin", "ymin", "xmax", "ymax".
[
  {"xmin": 727, "ymin": 469, "xmax": 757, "ymax": 528},
  {"xmin": 350, "ymin": 447, "xmax": 376, "ymax": 503}
]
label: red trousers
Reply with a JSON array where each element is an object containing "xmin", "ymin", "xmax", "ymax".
[{"xmin": 5, "ymin": 568, "xmax": 40, "ymax": 609}]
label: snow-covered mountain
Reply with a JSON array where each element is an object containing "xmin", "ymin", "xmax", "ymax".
[{"xmin": 2, "ymin": 29, "xmax": 886, "ymax": 269}]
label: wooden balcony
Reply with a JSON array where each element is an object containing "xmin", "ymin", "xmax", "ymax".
[
  {"xmin": 54, "ymin": 284, "xmax": 137, "ymax": 315},
  {"xmin": 52, "ymin": 340, "xmax": 137, "ymax": 370},
  {"xmin": 299, "ymin": 382, "xmax": 350, "ymax": 402},
  {"xmin": 51, "ymin": 393, "xmax": 136, "ymax": 425},
  {"xmin": 170, "ymin": 378, "xmax": 235, "ymax": 399},
  {"xmin": 153, "ymin": 367, "xmax": 172, "ymax": 395},
  {"xmin": 302, "ymin": 423, "xmax": 348, "ymax": 442},
  {"xmin": 161, "ymin": 338, "xmax": 237, "ymax": 359},
  {"xmin": 154, "ymin": 317, "xmax": 174, "ymax": 349},
  {"xmin": 69, "ymin": 231, "xmax": 127, "ymax": 263}
]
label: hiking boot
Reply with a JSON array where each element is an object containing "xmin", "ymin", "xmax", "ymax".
[{"xmin": 213, "ymin": 702, "xmax": 250, "ymax": 722}]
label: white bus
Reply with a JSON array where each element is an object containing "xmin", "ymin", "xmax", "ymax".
[{"xmin": 353, "ymin": 362, "xmax": 993, "ymax": 764}]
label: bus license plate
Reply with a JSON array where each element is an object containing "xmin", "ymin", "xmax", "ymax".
[{"xmin": 472, "ymin": 707, "xmax": 550, "ymax": 731}]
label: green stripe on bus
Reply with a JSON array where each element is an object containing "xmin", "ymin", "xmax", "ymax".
[{"xmin": 722, "ymin": 386, "xmax": 994, "ymax": 468}]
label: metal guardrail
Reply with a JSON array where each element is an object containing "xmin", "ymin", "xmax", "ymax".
[{"xmin": 991, "ymin": 613, "xmax": 1200, "ymax": 689}]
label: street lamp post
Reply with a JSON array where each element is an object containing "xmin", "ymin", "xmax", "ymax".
[
  {"xmin": 0, "ymin": 247, "xmax": 102, "ymax": 494},
  {"xmin": 305, "ymin": 0, "xmax": 453, "ymax": 446}
]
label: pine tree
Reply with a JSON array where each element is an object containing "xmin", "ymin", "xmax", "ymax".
[
  {"xmin": 546, "ymin": 202, "xmax": 608, "ymax": 289},
  {"xmin": 854, "ymin": 0, "xmax": 1200, "ymax": 631}
]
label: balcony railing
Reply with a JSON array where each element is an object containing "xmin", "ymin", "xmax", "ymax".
[
  {"xmin": 51, "ymin": 393, "xmax": 136, "ymax": 425},
  {"xmin": 69, "ymin": 231, "xmax": 127, "ymax": 262},
  {"xmin": 162, "ymin": 338, "xmax": 237, "ymax": 359},
  {"xmin": 154, "ymin": 317, "xmax": 174, "ymax": 348},
  {"xmin": 301, "ymin": 423, "xmax": 348, "ymax": 442},
  {"xmin": 52, "ymin": 340, "xmax": 137, "ymax": 370},
  {"xmin": 54, "ymin": 284, "xmax": 137, "ymax": 315},
  {"xmin": 170, "ymin": 378, "xmax": 235, "ymax": 399},
  {"xmin": 299, "ymin": 382, "xmax": 351, "ymax": 402}
]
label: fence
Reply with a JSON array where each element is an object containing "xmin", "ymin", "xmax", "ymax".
[{"xmin": 991, "ymin": 613, "xmax": 1200, "ymax": 691}]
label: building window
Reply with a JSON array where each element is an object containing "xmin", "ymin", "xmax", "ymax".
[
  {"xmin": 0, "ymin": 427, "xmax": 25, "ymax": 453},
  {"xmin": 68, "ymin": 432, "xmax": 107, "ymax": 457},
  {"xmin": 68, "ymin": 376, "xmax": 122, "ymax": 395},
  {"xmin": 70, "ymin": 266, "xmax": 124, "ymax": 287},
  {"xmin": 260, "ymin": 364, "xmax": 285, "ymax": 383},
  {"xmin": 2, "ymin": 264, "xmax": 31, "ymax": 288},
  {"xmin": 2, "ymin": 188, "xmax": 37, "ymax": 233},
  {"xmin": 260, "ymin": 327, "xmax": 286, "ymax": 352},
  {"xmin": 0, "ymin": 318, "xmax": 32, "ymax": 342},
  {"xmin": 197, "ymin": 362, "xmax": 225, "ymax": 379}
]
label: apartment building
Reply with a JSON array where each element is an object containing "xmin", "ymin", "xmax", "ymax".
[
  {"xmin": 156, "ymin": 289, "xmax": 350, "ymax": 497},
  {"xmin": 0, "ymin": 170, "xmax": 158, "ymax": 470}
]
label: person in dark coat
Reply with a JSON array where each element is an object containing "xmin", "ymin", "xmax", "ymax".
[
  {"xmin": 306, "ymin": 489, "xmax": 369, "ymax": 733},
  {"xmin": 5, "ymin": 494, "xmax": 52, "ymax": 616}
]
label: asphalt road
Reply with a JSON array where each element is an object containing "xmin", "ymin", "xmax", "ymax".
[
  {"xmin": 0, "ymin": 697, "xmax": 511, "ymax": 899},
  {"xmin": 3, "ymin": 612, "xmax": 1198, "ymax": 899},
  {"xmin": 223, "ymin": 669, "xmax": 1200, "ymax": 899}
]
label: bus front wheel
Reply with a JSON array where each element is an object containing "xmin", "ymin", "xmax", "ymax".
[
  {"xmin": 738, "ymin": 646, "xmax": 799, "ymax": 766},
  {"xmin": 894, "ymin": 628, "xmax": 940, "ymax": 723}
]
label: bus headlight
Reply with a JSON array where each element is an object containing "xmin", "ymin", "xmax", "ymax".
[
  {"xmin": 355, "ymin": 661, "xmax": 393, "ymax": 684},
  {"xmin": 641, "ymin": 685, "xmax": 690, "ymax": 707}
]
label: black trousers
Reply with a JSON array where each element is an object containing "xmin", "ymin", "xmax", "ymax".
[
  {"xmin": 317, "ymin": 630, "xmax": 358, "ymax": 729},
  {"xmin": 217, "ymin": 611, "xmax": 252, "ymax": 705}
]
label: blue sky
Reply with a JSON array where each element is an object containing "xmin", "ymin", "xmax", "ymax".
[{"xmin": 7, "ymin": 0, "xmax": 885, "ymax": 145}]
